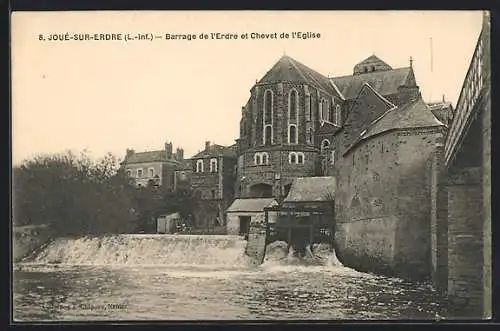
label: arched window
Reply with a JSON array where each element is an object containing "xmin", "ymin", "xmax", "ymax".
[
  {"xmin": 288, "ymin": 125, "xmax": 297, "ymax": 144},
  {"xmin": 262, "ymin": 153, "xmax": 268, "ymax": 165},
  {"xmin": 297, "ymin": 152, "xmax": 304, "ymax": 164},
  {"xmin": 196, "ymin": 159, "xmax": 204, "ymax": 172},
  {"xmin": 289, "ymin": 152, "xmax": 297, "ymax": 164},
  {"xmin": 289, "ymin": 89, "xmax": 298, "ymax": 122},
  {"xmin": 264, "ymin": 90, "xmax": 273, "ymax": 124},
  {"xmin": 329, "ymin": 103, "xmax": 334, "ymax": 123},
  {"xmin": 306, "ymin": 95, "xmax": 311, "ymax": 121},
  {"xmin": 126, "ymin": 170, "xmax": 132, "ymax": 177},
  {"xmin": 320, "ymin": 98, "xmax": 329, "ymax": 122},
  {"xmin": 264, "ymin": 125, "xmax": 272, "ymax": 145},
  {"xmin": 321, "ymin": 139, "xmax": 330, "ymax": 155},
  {"xmin": 210, "ymin": 158, "xmax": 218, "ymax": 172},
  {"xmin": 254, "ymin": 153, "xmax": 262, "ymax": 165},
  {"xmin": 335, "ymin": 104, "xmax": 342, "ymax": 126},
  {"xmin": 307, "ymin": 128, "xmax": 314, "ymax": 144}
]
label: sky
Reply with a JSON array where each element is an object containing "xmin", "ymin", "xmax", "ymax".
[{"xmin": 11, "ymin": 11, "xmax": 484, "ymax": 165}]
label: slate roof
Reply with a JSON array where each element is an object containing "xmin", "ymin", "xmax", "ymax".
[
  {"xmin": 125, "ymin": 151, "xmax": 178, "ymax": 164},
  {"xmin": 316, "ymin": 121, "xmax": 341, "ymax": 135},
  {"xmin": 283, "ymin": 177, "xmax": 336, "ymax": 202},
  {"xmin": 226, "ymin": 198, "xmax": 278, "ymax": 213},
  {"xmin": 258, "ymin": 55, "xmax": 342, "ymax": 98},
  {"xmin": 191, "ymin": 144, "xmax": 237, "ymax": 159},
  {"xmin": 426, "ymin": 101, "xmax": 454, "ymax": 125},
  {"xmin": 330, "ymin": 67, "xmax": 413, "ymax": 100},
  {"xmin": 354, "ymin": 55, "xmax": 393, "ymax": 70}
]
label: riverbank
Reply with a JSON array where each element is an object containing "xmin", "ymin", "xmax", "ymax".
[{"xmin": 13, "ymin": 224, "xmax": 52, "ymax": 262}]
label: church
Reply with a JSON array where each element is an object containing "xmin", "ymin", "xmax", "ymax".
[{"xmin": 229, "ymin": 53, "xmax": 454, "ymax": 280}]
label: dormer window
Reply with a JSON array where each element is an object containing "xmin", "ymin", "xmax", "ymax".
[
  {"xmin": 210, "ymin": 158, "xmax": 218, "ymax": 172},
  {"xmin": 196, "ymin": 159, "xmax": 204, "ymax": 172}
]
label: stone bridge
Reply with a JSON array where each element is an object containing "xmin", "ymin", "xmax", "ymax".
[{"xmin": 432, "ymin": 11, "xmax": 491, "ymax": 319}]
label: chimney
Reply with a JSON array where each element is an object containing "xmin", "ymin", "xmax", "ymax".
[
  {"xmin": 205, "ymin": 141, "xmax": 210, "ymax": 151},
  {"xmin": 165, "ymin": 142, "xmax": 173, "ymax": 159},
  {"xmin": 126, "ymin": 148, "xmax": 135, "ymax": 158},
  {"xmin": 176, "ymin": 148, "xmax": 184, "ymax": 161}
]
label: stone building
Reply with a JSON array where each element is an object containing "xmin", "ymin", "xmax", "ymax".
[
  {"xmin": 233, "ymin": 52, "xmax": 455, "ymax": 280},
  {"xmin": 190, "ymin": 141, "xmax": 237, "ymax": 227},
  {"xmin": 122, "ymin": 142, "xmax": 185, "ymax": 190},
  {"xmin": 235, "ymin": 55, "xmax": 345, "ymax": 201}
]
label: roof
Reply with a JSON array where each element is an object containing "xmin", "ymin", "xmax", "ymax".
[
  {"xmin": 343, "ymin": 97, "xmax": 445, "ymax": 156},
  {"xmin": 283, "ymin": 177, "xmax": 336, "ymax": 202},
  {"xmin": 330, "ymin": 67, "xmax": 413, "ymax": 100},
  {"xmin": 125, "ymin": 150, "xmax": 180, "ymax": 164},
  {"xmin": 258, "ymin": 55, "xmax": 342, "ymax": 98},
  {"xmin": 354, "ymin": 55, "xmax": 392, "ymax": 70},
  {"xmin": 426, "ymin": 101, "xmax": 454, "ymax": 125},
  {"xmin": 316, "ymin": 121, "xmax": 341, "ymax": 135},
  {"xmin": 226, "ymin": 198, "xmax": 278, "ymax": 213},
  {"xmin": 192, "ymin": 144, "xmax": 237, "ymax": 159}
]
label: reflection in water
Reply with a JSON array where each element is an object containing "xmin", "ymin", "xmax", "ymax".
[{"xmin": 13, "ymin": 235, "xmax": 441, "ymax": 321}]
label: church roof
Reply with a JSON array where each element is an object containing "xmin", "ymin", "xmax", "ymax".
[
  {"xmin": 330, "ymin": 67, "xmax": 413, "ymax": 100},
  {"xmin": 283, "ymin": 177, "xmax": 336, "ymax": 202},
  {"xmin": 344, "ymin": 97, "xmax": 444, "ymax": 156},
  {"xmin": 258, "ymin": 55, "xmax": 342, "ymax": 98},
  {"xmin": 316, "ymin": 121, "xmax": 341, "ymax": 135},
  {"xmin": 191, "ymin": 144, "xmax": 236, "ymax": 159},
  {"xmin": 363, "ymin": 97, "xmax": 444, "ymax": 139},
  {"xmin": 354, "ymin": 55, "xmax": 393, "ymax": 70}
]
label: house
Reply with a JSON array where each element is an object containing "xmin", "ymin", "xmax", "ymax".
[{"xmin": 122, "ymin": 142, "xmax": 185, "ymax": 190}]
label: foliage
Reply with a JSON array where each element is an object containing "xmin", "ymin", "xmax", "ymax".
[
  {"xmin": 13, "ymin": 151, "xmax": 138, "ymax": 236},
  {"xmin": 12, "ymin": 150, "xmax": 214, "ymax": 236}
]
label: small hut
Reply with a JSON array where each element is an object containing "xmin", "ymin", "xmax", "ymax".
[{"xmin": 157, "ymin": 212, "xmax": 181, "ymax": 234}]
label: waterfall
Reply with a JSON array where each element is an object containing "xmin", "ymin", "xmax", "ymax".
[{"xmin": 21, "ymin": 234, "xmax": 251, "ymax": 267}]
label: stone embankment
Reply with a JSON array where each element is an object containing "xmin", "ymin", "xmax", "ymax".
[{"xmin": 13, "ymin": 224, "xmax": 52, "ymax": 262}]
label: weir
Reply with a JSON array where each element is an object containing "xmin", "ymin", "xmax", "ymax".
[
  {"xmin": 22, "ymin": 234, "xmax": 251, "ymax": 267},
  {"xmin": 18, "ymin": 233, "xmax": 343, "ymax": 269}
]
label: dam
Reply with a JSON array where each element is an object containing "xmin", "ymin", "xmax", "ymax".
[{"xmin": 13, "ymin": 234, "xmax": 441, "ymax": 321}]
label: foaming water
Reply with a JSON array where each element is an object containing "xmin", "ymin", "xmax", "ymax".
[
  {"xmin": 22, "ymin": 234, "xmax": 251, "ymax": 268},
  {"xmin": 13, "ymin": 235, "xmax": 441, "ymax": 320}
]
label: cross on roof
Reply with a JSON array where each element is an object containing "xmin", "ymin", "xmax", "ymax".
[{"xmin": 409, "ymin": 56, "xmax": 413, "ymax": 68}]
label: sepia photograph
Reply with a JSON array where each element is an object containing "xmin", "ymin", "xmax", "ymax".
[{"xmin": 11, "ymin": 10, "xmax": 491, "ymax": 321}]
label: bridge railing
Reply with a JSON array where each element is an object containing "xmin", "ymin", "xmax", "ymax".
[{"xmin": 444, "ymin": 12, "xmax": 490, "ymax": 167}]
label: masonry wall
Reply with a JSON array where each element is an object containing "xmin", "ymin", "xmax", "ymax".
[
  {"xmin": 447, "ymin": 167, "xmax": 484, "ymax": 317},
  {"xmin": 335, "ymin": 132, "xmax": 400, "ymax": 275},
  {"xmin": 394, "ymin": 128, "xmax": 443, "ymax": 279},
  {"xmin": 226, "ymin": 212, "xmax": 278, "ymax": 235},
  {"xmin": 125, "ymin": 162, "xmax": 164, "ymax": 186}
]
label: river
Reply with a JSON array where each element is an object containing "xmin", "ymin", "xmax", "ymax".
[{"xmin": 13, "ymin": 234, "xmax": 441, "ymax": 321}]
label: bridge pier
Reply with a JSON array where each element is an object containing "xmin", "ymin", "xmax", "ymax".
[{"xmin": 446, "ymin": 167, "xmax": 484, "ymax": 317}]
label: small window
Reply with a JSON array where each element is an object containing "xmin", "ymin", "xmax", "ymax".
[
  {"xmin": 149, "ymin": 168, "xmax": 154, "ymax": 177},
  {"xmin": 331, "ymin": 150, "xmax": 336, "ymax": 165},
  {"xmin": 196, "ymin": 159, "xmax": 204, "ymax": 172},
  {"xmin": 321, "ymin": 139, "xmax": 330, "ymax": 155},
  {"xmin": 289, "ymin": 152, "xmax": 297, "ymax": 164},
  {"xmin": 264, "ymin": 125, "xmax": 273, "ymax": 145},
  {"xmin": 335, "ymin": 105, "xmax": 342, "ymax": 126},
  {"xmin": 137, "ymin": 169, "xmax": 143, "ymax": 178},
  {"xmin": 307, "ymin": 128, "xmax": 314, "ymax": 144},
  {"xmin": 262, "ymin": 153, "xmax": 268, "ymax": 165},
  {"xmin": 211, "ymin": 190, "xmax": 216, "ymax": 199},
  {"xmin": 254, "ymin": 153, "xmax": 262, "ymax": 165},
  {"xmin": 210, "ymin": 158, "xmax": 218, "ymax": 172},
  {"xmin": 126, "ymin": 170, "xmax": 132, "ymax": 177},
  {"xmin": 297, "ymin": 153, "xmax": 304, "ymax": 164},
  {"xmin": 289, "ymin": 125, "xmax": 297, "ymax": 144}
]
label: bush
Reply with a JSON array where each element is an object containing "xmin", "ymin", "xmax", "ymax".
[{"xmin": 12, "ymin": 151, "xmax": 139, "ymax": 236}]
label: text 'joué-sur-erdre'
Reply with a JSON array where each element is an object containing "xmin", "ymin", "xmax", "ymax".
[{"xmin": 38, "ymin": 32, "xmax": 321, "ymax": 42}]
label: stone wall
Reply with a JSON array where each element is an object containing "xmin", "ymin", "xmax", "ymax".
[
  {"xmin": 446, "ymin": 167, "xmax": 484, "ymax": 317},
  {"xmin": 336, "ymin": 127, "xmax": 443, "ymax": 280},
  {"xmin": 13, "ymin": 225, "xmax": 52, "ymax": 262}
]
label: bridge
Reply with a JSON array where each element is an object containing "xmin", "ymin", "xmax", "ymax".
[{"xmin": 435, "ymin": 11, "xmax": 491, "ymax": 318}]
